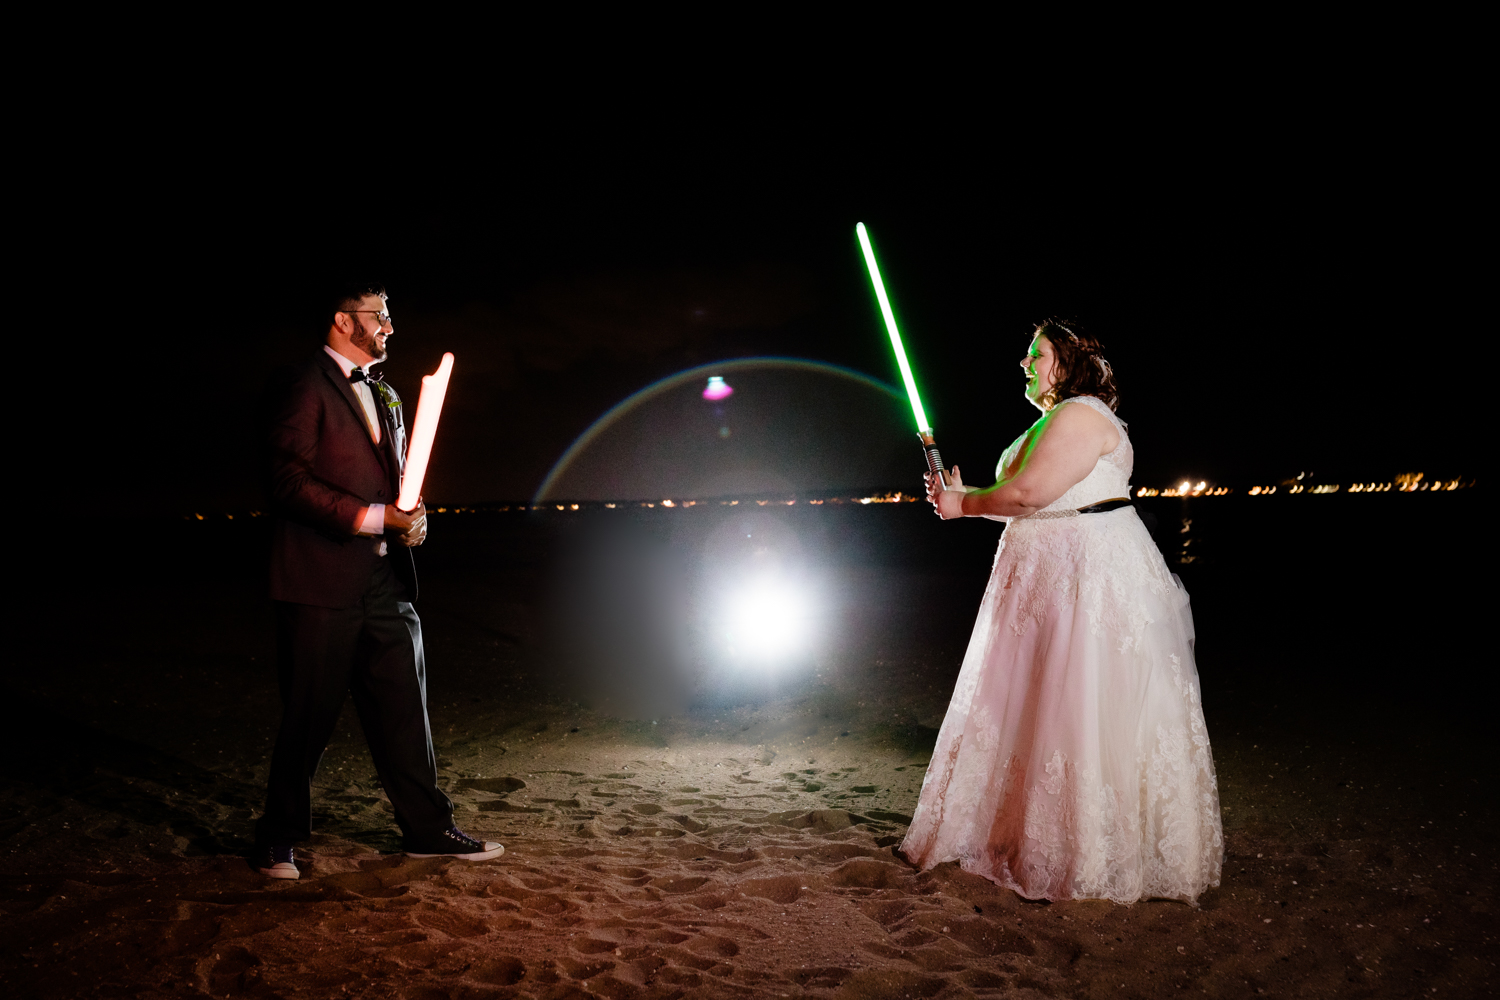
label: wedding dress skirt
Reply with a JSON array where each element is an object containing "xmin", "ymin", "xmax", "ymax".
[{"xmin": 901, "ymin": 397, "xmax": 1223, "ymax": 904}]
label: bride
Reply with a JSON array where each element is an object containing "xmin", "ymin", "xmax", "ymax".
[{"xmin": 899, "ymin": 319, "xmax": 1223, "ymax": 904}]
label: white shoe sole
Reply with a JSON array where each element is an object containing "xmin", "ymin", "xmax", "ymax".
[
  {"xmin": 405, "ymin": 844, "xmax": 504, "ymax": 861},
  {"xmin": 258, "ymin": 862, "xmax": 300, "ymax": 879}
]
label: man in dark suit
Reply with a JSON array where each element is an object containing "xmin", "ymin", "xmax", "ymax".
[{"xmin": 254, "ymin": 282, "xmax": 502, "ymax": 879}]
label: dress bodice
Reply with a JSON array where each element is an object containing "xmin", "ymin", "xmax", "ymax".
[{"xmin": 995, "ymin": 395, "xmax": 1132, "ymax": 514}]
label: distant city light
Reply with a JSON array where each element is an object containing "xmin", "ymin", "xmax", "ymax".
[
  {"xmin": 703, "ymin": 376, "xmax": 734, "ymax": 401},
  {"xmin": 1157, "ymin": 481, "xmax": 1229, "ymax": 497},
  {"xmin": 188, "ymin": 476, "xmax": 1473, "ymax": 520}
]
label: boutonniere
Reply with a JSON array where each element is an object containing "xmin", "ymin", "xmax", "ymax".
[{"xmin": 374, "ymin": 382, "xmax": 401, "ymax": 408}]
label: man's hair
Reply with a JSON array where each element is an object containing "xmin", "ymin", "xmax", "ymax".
[
  {"xmin": 329, "ymin": 280, "xmax": 387, "ymax": 326},
  {"xmin": 1034, "ymin": 318, "xmax": 1120, "ymax": 411}
]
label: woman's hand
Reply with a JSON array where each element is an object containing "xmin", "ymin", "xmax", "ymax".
[{"xmin": 926, "ymin": 466, "xmax": 967, "ymax": 519}]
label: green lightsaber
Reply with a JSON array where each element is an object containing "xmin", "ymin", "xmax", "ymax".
[{"xmin": 856, "ymin": 222, "xmax": 952, "ymax": 489}]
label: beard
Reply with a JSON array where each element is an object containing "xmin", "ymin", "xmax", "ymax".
[{"xmin": 352, "ymin": 322, "xmax": 388, "ymax": 363}]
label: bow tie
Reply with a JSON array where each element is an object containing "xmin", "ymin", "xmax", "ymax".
[{"xmin": 349, "ymin": 368, "xmax": 383, "ymax": 387}]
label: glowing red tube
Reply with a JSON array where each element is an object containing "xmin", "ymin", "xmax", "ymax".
[{"xmin": 397, "ymin": 352, "xmax": 454, "ymax": 512}]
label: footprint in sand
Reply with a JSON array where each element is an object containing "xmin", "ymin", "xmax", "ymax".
[
  {"xmin": 685, "ymin": 933, "xmax": 741, "ymax": 959},
  {"xmin": 469, "ymin": 954, "xmax": 526, "ymax": 985},
  {"xmin": 412, "ymin": 905, "xmax": 489, "ymax": 938},
  {"xmin": 650, "ymin": 875, "xmax": 712, "ymax": 894},
  {"xmin": 383, "ymin": 939, "xmax": 459, "ymax": 969},
  {"xmin": 737, "ymin": 874, "xmax": 804, "ymax": 903}
]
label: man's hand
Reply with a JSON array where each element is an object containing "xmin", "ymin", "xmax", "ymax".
[
  {"xmin": 384, "ymin": 502, "xmax": 429, "ymax": 547},
  {"xmin": 400, "ymin": 509, "xmax": 427, "ymax": 547}
]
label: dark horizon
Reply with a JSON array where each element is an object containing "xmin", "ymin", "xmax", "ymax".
[{"xmin": 89, "ymin": 122, "xmax": 1474, "ymax": 513}]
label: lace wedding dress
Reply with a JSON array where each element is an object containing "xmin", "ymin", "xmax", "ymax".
[{"xmin": 901, "ymin": 395, "xmax": 1223, "ymax": 904}]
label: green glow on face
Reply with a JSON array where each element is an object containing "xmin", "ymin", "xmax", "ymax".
[{"xmin": 856, "ymin": 222, "xmax": 931, "ymax": 434}]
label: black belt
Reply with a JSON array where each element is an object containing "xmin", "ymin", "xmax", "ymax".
[{"xmin": 1076, "ymin": 497, "xmax": 1132, "ymax": 514}]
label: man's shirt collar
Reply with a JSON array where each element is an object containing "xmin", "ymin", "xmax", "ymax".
[{"xmin": 323, "ymin": 344, "xmax": 372, "ymax": 379}]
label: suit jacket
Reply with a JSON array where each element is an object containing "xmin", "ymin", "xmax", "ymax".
[{"xmin": 267, "ymin": 350, "xmax": 418, "ymax": 607}]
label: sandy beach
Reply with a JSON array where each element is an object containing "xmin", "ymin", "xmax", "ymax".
[{"xmin": 3, "ymin": 503, "xmax": 1493, "ymax": 998}]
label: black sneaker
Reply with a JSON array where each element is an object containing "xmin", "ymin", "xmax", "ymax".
[
  {"xmin": 404, "ymin": 826, "xmax": 504, "ymax": 861},
  {"xmin": 255, "ymin": 843, "xmax": 299, "ymax": 879}
]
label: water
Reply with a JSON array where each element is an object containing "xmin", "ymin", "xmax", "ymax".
[{"xmin": 121, "ymin": 488, "xmax": 1483, "ymax": 720}]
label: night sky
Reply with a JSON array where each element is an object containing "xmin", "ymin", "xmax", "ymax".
[{"xmin": 111, "ymin": 112, "xmax": 1471, "ymax": 510}]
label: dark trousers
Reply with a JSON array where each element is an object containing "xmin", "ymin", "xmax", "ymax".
[{"xmin": 256, "ymin": 559, "xmax": 452, "ymax": 846}]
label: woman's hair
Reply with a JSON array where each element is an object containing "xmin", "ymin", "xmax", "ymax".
[{"xmin": 1035, "ymin": 318, "xmax": 1119, "ymax": 412}]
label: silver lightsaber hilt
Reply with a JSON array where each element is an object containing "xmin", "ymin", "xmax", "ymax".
[{"xmin": 919, "ymin": 431, "xmax": 954, "ymax": 490}]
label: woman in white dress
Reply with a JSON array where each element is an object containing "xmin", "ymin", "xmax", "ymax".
[{"xmin": 900, "ymin": 319, "xmax": 1223, "ymax": 905}]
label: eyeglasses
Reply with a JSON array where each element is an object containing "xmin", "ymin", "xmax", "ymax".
[{"xmin": 342, "ymin": 309, "xmax": 392, "ymax": 326}]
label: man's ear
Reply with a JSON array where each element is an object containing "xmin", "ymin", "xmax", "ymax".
[{"xmin": 330, "ymin": 311, "xmax": 352, "ymax": 338}]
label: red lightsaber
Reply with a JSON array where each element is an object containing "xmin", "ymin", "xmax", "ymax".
[{"xmin": 397, "ymin": 353, "xmax": 454, "ymax": 512}]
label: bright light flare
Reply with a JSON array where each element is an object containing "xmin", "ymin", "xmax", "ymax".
[
  {"xmin": 396, "ymin": 352, "xmax": 454, "ymax": 512},
  {"xmin": 724, "ymin": 576, "xmax": 814, "ymax": 663},
  {"xmin": 703, "ymin": 376, "xmax": 734, "ymax": 400}
]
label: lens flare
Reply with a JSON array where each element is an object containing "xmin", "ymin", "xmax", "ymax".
[
  {"xmin": 724, "ymin": 576, "xmax": 812, "ymax": 663},
  {"xmin": 533, "ymin": 357, "xmax": 902, "ymax": 503},
  {"xmin": 703, "ymin": 376, "xmax": 734, "ymax": 401}
]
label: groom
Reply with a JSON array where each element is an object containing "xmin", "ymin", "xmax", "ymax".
[{"xmin": 254, "ymin": 281, "xmax": 502, "ymax": 878}]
